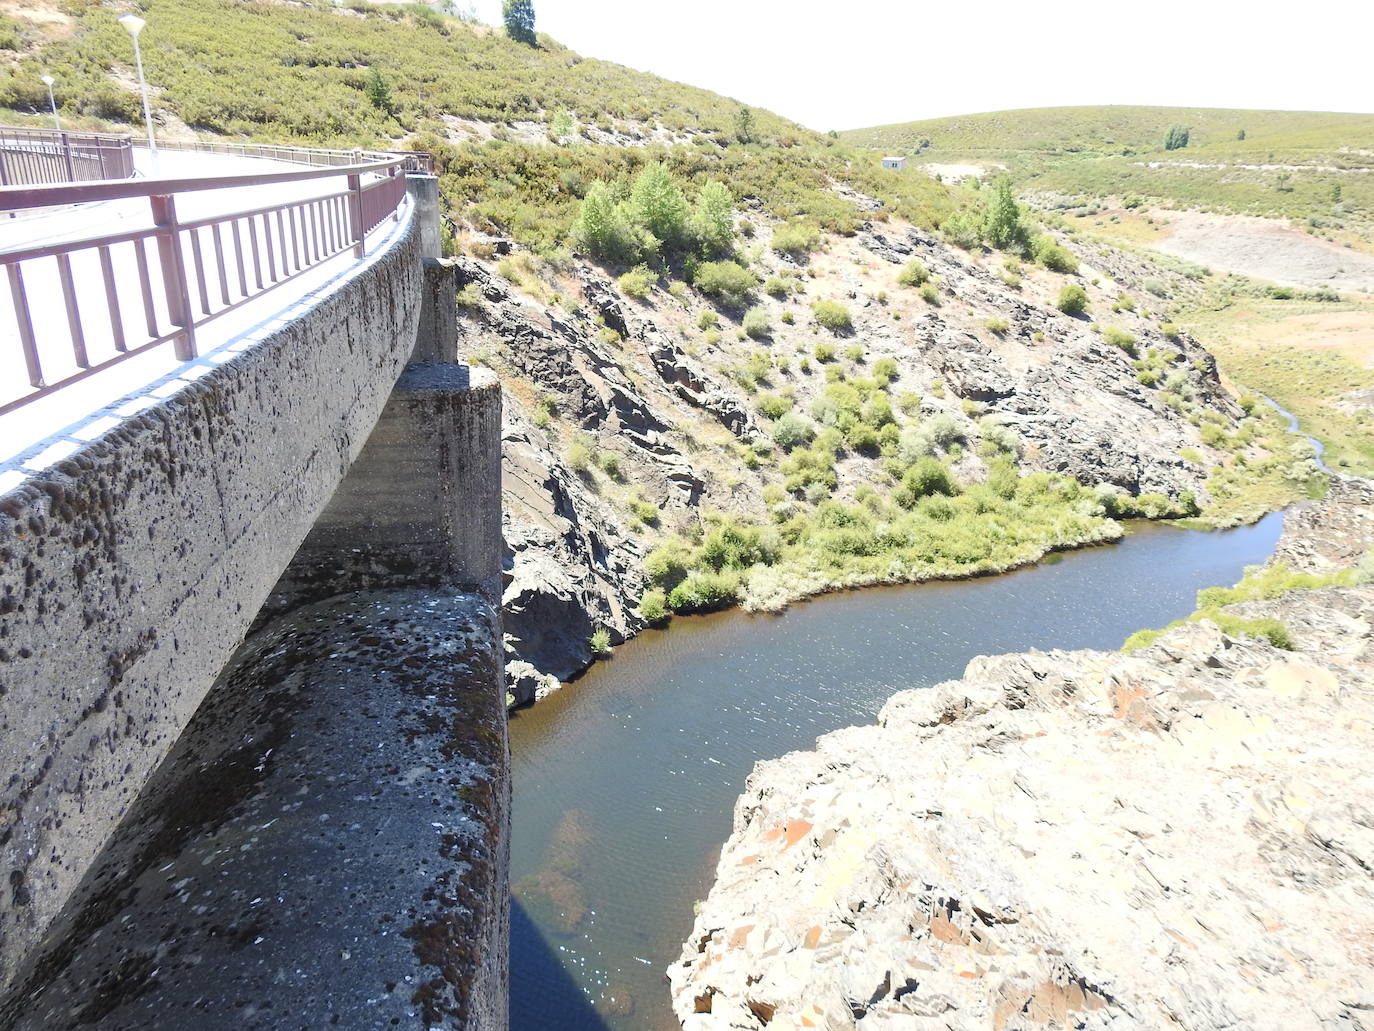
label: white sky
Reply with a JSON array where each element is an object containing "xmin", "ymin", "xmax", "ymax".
[{"xmin": 469, "ymin": 0, "xmax": 1373, "ymax": 131}]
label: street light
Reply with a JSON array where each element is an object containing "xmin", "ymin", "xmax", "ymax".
[
  {"xmin": 40, "ymin": 75, "xmax": 59, "ymax": 131},
  {"xmin": 118, "ymin": 13, "xmax": 157, "ymax": 158}
]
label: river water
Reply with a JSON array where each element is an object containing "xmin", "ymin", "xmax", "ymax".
[{"xmin": 508, "ymin": 513, "xmax": 1285, "ymax": 1031}]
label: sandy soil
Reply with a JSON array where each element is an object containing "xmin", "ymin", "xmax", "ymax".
[
  {"xmin": 1151, "ymin": 210, "xmax": 1374, "ymax": 294},
  {"xmin": 921, "ymin": 162, "xmax": 992, "ymax": 182}
]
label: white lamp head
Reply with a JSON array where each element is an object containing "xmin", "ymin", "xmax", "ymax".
[
  {"xmin": 40, "ymin": 74, "xmax": 54, "ymax": 86},
  {"xmin": 119, "ymin": 13, "xmax": 146, "ymax": 37}
]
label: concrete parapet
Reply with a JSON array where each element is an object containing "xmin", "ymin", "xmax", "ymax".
[
  {"xmin": 0, "ymin": 208, "xmax": 423, "ymax": 991},
  {"xmin": 2, "ymin": 588, "xmax": 509, "ymax": 1031},
  {"xmin": 407, "ymin": 174, "xmax": 442, "ymax": 260}
]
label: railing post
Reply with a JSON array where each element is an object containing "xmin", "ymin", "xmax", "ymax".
[
  {"xmin": 347, "ymin": 172, "xmax": 365, "ymax": 258},
  {"xmin": 150, "ymin": 193, "xmax": 197, "ymax": 361},
  {"xmin": 60, "ymin": 132, "xmax": 75, "ymax": 181}
]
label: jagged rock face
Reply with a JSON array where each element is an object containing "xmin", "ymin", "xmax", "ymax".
[
  {"xmin": 669, "ymin": 490, "xmax": 1374, "ymax": 1031},
  {"xmin": 454, "ymin": 214, "xmax": 1247, "ymax": 693}
]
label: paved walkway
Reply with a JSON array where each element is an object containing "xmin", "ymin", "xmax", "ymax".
[{"xmin": 0, "ymin": 147, "xmax": 408, "ymax": 488}]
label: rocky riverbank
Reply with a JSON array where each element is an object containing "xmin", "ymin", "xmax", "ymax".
[
  {"xmin": 668, "ymin": 480, "xmax": 1374, "ymax": 1030},
  {"xmin": 457, "ymin": 211, "xmax": 1318, "ymax": 702}
]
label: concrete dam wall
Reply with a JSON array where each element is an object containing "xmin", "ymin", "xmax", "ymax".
[{"xmin": 0, "ymin": 191, "xmax": 510, "ymax": 1028}]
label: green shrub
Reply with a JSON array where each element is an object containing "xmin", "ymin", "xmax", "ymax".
[
  {"xmin": 772, "ymin": 220, "xmax": 822, "ymax": 255},
  {"xmin": 638, "ymin": 589, "xmax": 669, "ymax": 624},
  {"xmin": 632, "ymin": 498, "xmax": 660, "ymax": 524},
  {"xmin": 812, "ymin": 300, "xmax": 852, "ymax": 332},
  {"xmin": 898, "ymin": 457, "xmax": 960, "ymax": 504},
  {"xmin": 694, "ymin": 260, "xmax": 757, "ymax": 303},
  {"xmin": 618, "ymin": 265, "xmax": 655, "ymax": 299},
  {"xmin": 1103, "ymin": 326, "xmax": 1138, "ymax": 356},
  {"xmin": 567, "ymin": 439, "xmax": 593, "ymax": 475},
  {"xmin": 456, "ymin": 283, "xmax": 484, "ymax": 309},
  {"xmin": 814, "ymin": 341, "xmax": 837, "ymax": 362},
  {"xmin": 764, "ymin": 276, "xmax": 789, "ymax": 298},
  {"xmin": 589, "ymin": 626, "xmax": 612, "ymax": 655},
  {"xmin": 1114, "ymin": 293, "xmax": 1137, "ymax": 312},
  {"xmin": 873, "ymin": 357, "xmax": 899, "ymax": 384},
  {"xmin": 774, "ymin": 411, "xmax": 816, "ymax": 450},
  {"xmin": 645, "ymin": 540, "xmax": 693, "ymax": 590},
  {"xmin": 941, "ymin": 210, "xmax": 983, "ymax": 249},
  {"xmin": 918, "ymin": 282, "xmax": 940, "ymax": 305},
  {"xmin": 897, "ymin": 260, "xmax": 930, "ymax": 287},
  {"xmin": 1161, "ymin": 322, "xmax": 1181, "ymax": 340},
  {"xmin": 698, "ymin": 309, "xmax": 720, "ymax": 330},
  {"xmin": 1137, "ymin": 369, "xmax": 1160, "ymax": 387},
  {"xmin": 984, "ymin": 316, "xmax": 1009, "ymax": 335},
  {"xmin": 900, "ymin": 413, "xmax": 965, "ymax": 459},
  {"xmin": 743, "ymin": 305, "xmax": 772, "ymax": 338},
  {"xmin": 599, "ymin": 450, "xmax": 623, "ymax": 478},
  {"xmin": 668, "ymin": 570, "xmax": 739, "ymax": 612},
  {"xmin": 1056, "ymin": 285, "xmax": 1089, "ymax": 316},
  {"xmin": 1034, "ymin": 238, "xmax": 1079, "ymax": 274},
  {"xmin": 757, "ymin": 392, "xmax": 793, "ymax": 419}
]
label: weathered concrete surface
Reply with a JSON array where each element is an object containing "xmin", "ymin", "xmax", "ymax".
[
  {"xmin": 0, "ymin": 588, "xmax": 509, "ymax": 1031},
  {"xmin": 0, "ymin": 209, "xmax": 423, "ymax": 991},
  {"xmin": 258, "ymin": 363, "xmax": 503, "ymax": 622}
]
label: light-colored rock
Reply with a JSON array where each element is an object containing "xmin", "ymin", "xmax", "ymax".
[{"xmin": 671, "ymin": 491, "xmax": 1374, "ymax": 1031}]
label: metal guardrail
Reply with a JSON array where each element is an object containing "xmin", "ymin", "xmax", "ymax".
[
  {"xmin": 152, "ymin": 137, "xmax": 435, "ymax": 175},
  {"xmin": 0, "ymin": 126, "xmax": 134, "ymax": 186},
  {"xmin": 0, "ymin": 155, "xmax": 417, "ymax": 416}
]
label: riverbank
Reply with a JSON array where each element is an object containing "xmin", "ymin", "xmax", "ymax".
[
  {"xmin": 506, "ymin": 513, "xmax": 1285, "ymax": 1031},
  {"xmin": 669, "ymin": 478, "xmax": 1374, "ymax": 1030}
]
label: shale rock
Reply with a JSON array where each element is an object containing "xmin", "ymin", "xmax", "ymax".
[{"xmin": 671, "ymin": 489, "xmax": 1374, "ymax": 1031}]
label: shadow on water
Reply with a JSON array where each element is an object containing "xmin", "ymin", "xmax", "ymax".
[{"xmin": 510, "ymin": 899, "xmax": 616, "ymax": 1031}]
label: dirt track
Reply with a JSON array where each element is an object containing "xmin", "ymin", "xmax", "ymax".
[{"xmin": 1151, "ymin": 211, "xmax": 1374, "ymax": 294}]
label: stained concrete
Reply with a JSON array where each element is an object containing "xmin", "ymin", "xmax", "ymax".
[
  {"xmin": 0, "ymin": 204, "xmax": 423, "ymax": 990},
  {"xmin": 0, "ymin": 588, "xmax": 508, "ymax": 1031},
  {"xmin": 257, "ymin": 364, "xmax": 503, "ymax": 625}
]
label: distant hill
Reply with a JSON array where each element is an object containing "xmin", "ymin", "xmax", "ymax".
[
  {"xmin": 0, "ymin": 0, "xmax": 815, "ymax": 147},
  {"xmin": 842, "ymin": 105, "xmax": 1374, "ymax": 161}
]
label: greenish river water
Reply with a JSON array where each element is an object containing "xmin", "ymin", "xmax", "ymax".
[{"xmin": 508, "ymin": 513, "xmax": 1285, "ymax": 1031}]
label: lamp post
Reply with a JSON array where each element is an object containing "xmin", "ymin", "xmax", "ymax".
[
  {"xmin": 118, "ymin": 13, "xmax": 157, "ymax": 159},
  {"xmin": 40, "ymin": 75, "xmax": 59, "ymax": 131}
]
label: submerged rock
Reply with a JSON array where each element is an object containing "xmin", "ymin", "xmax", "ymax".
[{"xmin": 670, "ymin": 488, "xmax": 1374, "ymax": 1031}]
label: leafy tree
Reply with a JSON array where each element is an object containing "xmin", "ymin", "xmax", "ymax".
[
  {"xmin": 1164, "ymin": 125, "xmax": 1190, "ymax": 151},
  {"xmin": 690, "ymin": 180, "xmax": 735, "ymax": 257},
  {"xmin": 365, "ymin": 67, "xmax": 393, "ymax": 114},
  {"xmin": 981, "ymin": 177, "xmax": 1029, "ymax": 251},
  {"xmin": 502, "ymin": 0, "xmax": 536, "ymax": 45},
  {"xmin": 631, "ymin": 161, "xmax": 689, "ymax": 250},
  {"xmin": 575, "ymin": 181, "xmax": 649, "ymax": 264},
  {"xmin": 734, "ymin": 105, "xmax": 757, "ymax": 144},
  {"xmin": 549, "ymin": 109, "xmax": 575, "ymax": 144},
  {"xmin": 1236, "ymin": 128, "xmax": 1246, "ymax": 141}
]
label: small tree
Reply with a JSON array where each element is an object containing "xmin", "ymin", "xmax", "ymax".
[
  {"xmin": 982, "ymin": 177, "xmax": 1028, "ymax": 251},
  {"xmin": 1332, "ymin": 183, "xmax": 1343, "ymax": 203},
  {"xmin": 733, "ymin": 105, "xmax": 757, "ymax": 144},
  {"xmin": 631, "ymin": 161, "xmax": 689, "ymax": 251},
  {"xmin": 502, "ymin": 0, "xmax": 536, "ymax": 45},
  {"xmin": 575, "ymin": 181, "xmax": 648, "ymax": 264},
  {"xmin": 1164, "ymin": 125, "xmax": 1190, "ymax": 151},
  {"xmin": 365, "ymin": 67, "xmax": 394, "ymax": 115},
  {"xmin": 1236, "ymin": 128, "xmax": 1246, "ymax": 141},
  {"xmin": 690, "ymin": 180, "xmax": 735, "ymax": 257}
]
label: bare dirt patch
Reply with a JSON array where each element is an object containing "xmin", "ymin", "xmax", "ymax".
[
  {"xmin": 1238, "ymin": 309, "xmax": 1374, "ymax": 367},
  {"xmin": 1150, "ymin": 210, "xmax": 1374, "ymax": 294}
]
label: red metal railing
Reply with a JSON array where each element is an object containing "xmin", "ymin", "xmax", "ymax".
[
  {"xmin": 0, "ymin": 156, "xmax": 418, "ymax": 415},
  {"xmin": 0, "ymin": 126, "xmax": 134, "ymax": 186}
]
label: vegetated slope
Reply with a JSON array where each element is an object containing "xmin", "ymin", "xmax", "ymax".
[
  {"xmin": 842, "ymin": 104, "xmax": 1374, "ymax": 160},
  {"xmin": 453, "ymin": 165, "xmax": 1323, "ymax": 694},
  {"xmin": 0, "ymin": 0, "xmax": 813, "ymax": 145},
  {"xmin": 668, "ymin": 478, "xmax": 1374, "ymax": 1031},
  {"xmin": 0, "ymin": 2, "xmax": 1322, "ymax": 693}
]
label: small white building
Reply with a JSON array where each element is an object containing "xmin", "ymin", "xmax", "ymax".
[{"xmin": 881, "ymin": 156, "xmax": 906, "ymax": 170}]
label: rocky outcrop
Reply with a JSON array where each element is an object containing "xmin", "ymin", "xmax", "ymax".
[{"xmin": 670, "ymin": 489, "xmax": 1374, "ymax": 1030}]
